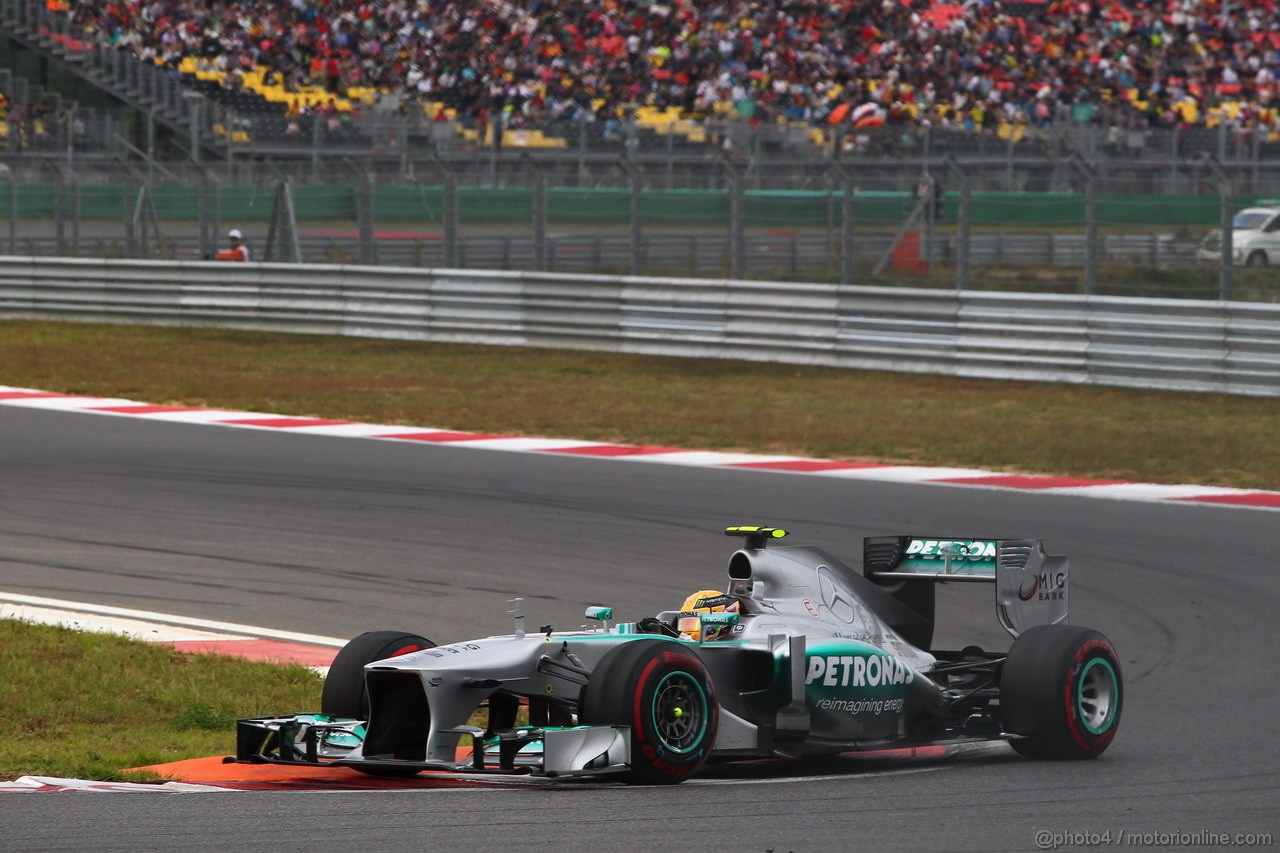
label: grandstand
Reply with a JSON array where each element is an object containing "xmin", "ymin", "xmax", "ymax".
[
  {"xmin": 4, "ymin": 0, "xmax": 1280, "ymax": 163},
  {"xmin": 0, "ymin": 0, "xmax": 1277, "ymax": 198}
]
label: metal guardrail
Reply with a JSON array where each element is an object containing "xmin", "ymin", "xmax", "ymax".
[{"xmin": 1, "ymin": 256, "xmax": 1277, "ymax": 397}]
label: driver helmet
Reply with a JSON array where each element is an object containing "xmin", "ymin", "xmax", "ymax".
[{"xmin": 675, "ymin": 589, "xmax": 739, "ymax": 641}]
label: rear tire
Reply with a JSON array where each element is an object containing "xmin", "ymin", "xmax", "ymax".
[
  {"xmin": 579, "ymin": 639, "xmax": 718, "ymax": 784},
  {"xmin": 1000, "ymin": 624, "xmax": 1122, "ymax": 759},
  {"xmin": 320, "ymin": 630, "xmax": 434, "ymax": 720}
]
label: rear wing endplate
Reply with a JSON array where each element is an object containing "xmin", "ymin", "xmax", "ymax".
[{"xmin": 864, "ymin": 536, "xmax": 1068, "ymax": 637}]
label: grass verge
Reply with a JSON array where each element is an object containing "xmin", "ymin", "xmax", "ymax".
[
  {"xmin": 2, "ymin": 320, "xmax": 1277, "ymax": 489},
  {"xmin": 0, "ymin": 620, "xmax": 321, "ymax": 781}
]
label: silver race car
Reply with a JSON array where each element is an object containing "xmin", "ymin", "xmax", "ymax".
[{"xmin": 234, "ymin": 526, "xmax": 1122, "ymax": 783}]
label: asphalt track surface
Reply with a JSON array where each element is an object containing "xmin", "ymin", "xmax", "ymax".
[{"xmin": 2, "ymin": 404, "xmax": 1277, "ymax": 852}]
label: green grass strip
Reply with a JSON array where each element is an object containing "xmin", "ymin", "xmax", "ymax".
[{"xmin": 0, "ymin": 620, "xmax": 321, "ymax": 781}]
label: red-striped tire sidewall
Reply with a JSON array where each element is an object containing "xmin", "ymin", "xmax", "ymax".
[
  {"xmin": 1063, "ymin": 636, "xmax": 1122, "ymax": 754},
  {"xmin": 629, "ymin": 647, "xmax": 718, "ymax": 782},
  {"xmin": 1001, "ymin": 624, "xmax": 1123, "ymax": 760},
  {"xmin": 579, "ymin": 639, "xmax": 719, "ymax": 784}
]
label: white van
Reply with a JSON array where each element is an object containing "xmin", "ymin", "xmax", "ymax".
[{"xmin": 1198, "ymin": 205, "xmax": 1280, "ymax": 267}]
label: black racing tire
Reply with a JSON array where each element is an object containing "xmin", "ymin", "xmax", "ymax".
[
  {"xmin": 579, "ymin": 639, "xmax": 718, "ymax": 785},
  {"xmin": 320, "ymin": 630, "xmax": 434, "ymax": 720},
  {"xmin": 1247, "ymin": 251, "xmax": 1268, "ymax": 268},
  {"xmin": 1000, "ymin": 624, "xmax": 1122, "ymax": 760}
]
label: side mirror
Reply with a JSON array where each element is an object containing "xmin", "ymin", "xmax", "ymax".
[{"xmin": 584, "ymin": 606, "xmax": 613, "ymax": 629}]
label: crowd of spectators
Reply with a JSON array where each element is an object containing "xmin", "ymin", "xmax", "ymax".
[
  {"xmin": 0, "ymin": 92, "xmax": 78, "ymax": 148},
  {"xmin": 58, "ymin": 0, "xmax": 1280, "ymax": 142}
]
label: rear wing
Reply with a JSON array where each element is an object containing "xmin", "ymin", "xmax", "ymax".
[
  {"xmin": 864, "ymin": 537, "xmax": 999, "ymax": 581},
  {"xmin": 864, "ymin": 536, "xmax": 1068, "ymax": 638}
]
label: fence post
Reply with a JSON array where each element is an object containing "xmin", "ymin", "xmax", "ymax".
[
  {"xmin": 54, "ymin": 174, "xmax": 66, "ymax": 256},
  {"xmin": 72, "ymin": 179, "xmax": 81, "ymax": 255},
  {"xmin": 399, "ymin": 116, "xmax": 410, "ymax": 180},
  {"xmin": 532, "ymin": 173, "xmax": 547, "ymax": 272},
  {"xmin": 617, "ymin": 154, "xmax": 645, "ymax": 276},
  {"xmin": 728, "ymin": 170, "xmax": 745, "ymax": 280},
  {"xmin": 6, "ymin": 173, "xmax": 16, "ymax": 255},
  {"xmin": 123, "ymin": 173, "xmax": 136, "ymax": 258},
  {"xmin": 64, "ymin": 105, "xmax": 76, "ymax": 175},
  {"xmin": 731, "ymin": 174, "xmax": 745, "ymax": 279},
  {"xmin": 188, "ymin": 96, "xmax": 202, "ymax": 166},
  {"xmin": 264, "ymin": 180, "xmax": 302, "ymax": 263},
  {"xmin": 1065, "ymin": 152, "xmax": 1099, "ymax": 296},
  {"xmin": 212, "ymin": 179, "xmax": 222, "ymax": 257},
  {"xmin": 666, "ymin": 129, "xmax": 675, "ymax": 189},
  {"xmin": 922, "ymin": 172, "xmax": 935, "ymax": 274},
  {"xmin": 842, "ymin": 177, "xmax": 855, "ymax": 286},
  {"xmin": 1251, "ymin": 127, "xmax": 1261, "ymax": 195},
  {"xmin": 198, "ymin": 171, "xmax": 211, "ymax": 259},
  {"xmin": 357, "ymin": 173, "xmax": 376, "ymax": 266},
  {"xmin": 311, "ymin": 114, "xmax": 322, "ymax": 183},
  {"xmin": 946, "ymin": 157, "xmax": 971, "ymax": 291},
  {"xmin": 1085, "ymin": 175, "xmax": 1098, "ymax": 294},
  {"xmin": 146, "ymin": 109, "xmax": 156, "ymax": 180},
  {"xmin": 489, "ymin": 110, "xmax": 503, "ymax": 186},
  {"xmin": 1220, "ymin": 175, "xmax": 1234, "ymax": 301},
  {"xmin": 1199, "ymin": 153, "xmax": 1234, "ymax": 301},
  {"xmin": 442, "ymin": 173, "xmax": 458, "ymax": 267},
  {"xmin": 630, "ymin": 169, "xmax": 644, "ymax": 276},
  {"xmin": 956, "ymin": 175, "xmax": 971, "ymax": 291}
]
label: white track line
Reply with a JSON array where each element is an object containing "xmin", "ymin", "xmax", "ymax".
[{"xmin": 0, "ymin": 592, "xmax": 346, "ymax": 647}]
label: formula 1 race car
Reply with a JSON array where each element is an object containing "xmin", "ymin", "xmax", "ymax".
[{"xmin": 234, "ymin": 526, "xmax": 1123, "ymax": 784}]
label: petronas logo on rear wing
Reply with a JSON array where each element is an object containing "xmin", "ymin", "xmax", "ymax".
[
  {"xmin": 863, "ymin": 536, "xmax": 1069, "ymax": 637},
  {"xmin": 864, "ymin": 536, "xmax": 998, "ymax": 581}
]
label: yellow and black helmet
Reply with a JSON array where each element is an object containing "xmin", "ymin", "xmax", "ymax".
[{"xmin": 675, "ymin": 589, "xmax": 739, "ymax": 641}]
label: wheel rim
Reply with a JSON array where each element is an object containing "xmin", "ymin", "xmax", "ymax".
[
  {"xmin": 651, "ymin": 671, "xmax": 708, "ymax": 753},
  {"xmin": 1077, "ymin": 658, "xmax": 1118, "ymax": 734}
]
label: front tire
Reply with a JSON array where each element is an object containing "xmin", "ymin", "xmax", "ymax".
[
  {"xmin": 320, "ymin": 630, "xmax": 434, "ymax": 720},
  {"xmin": 1247, "ymin": 251, "xmax": 1268, "ymax": 268},
  {"xmin": 579, "ymin": 639, "xmax": 718, "ymax": 784},
  {"xmin": 1000, "ymin": 624, "xmax": 1122, "ymax": 759}
]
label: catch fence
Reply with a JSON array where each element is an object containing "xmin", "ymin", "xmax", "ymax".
[{"xmin": 2, "ymin": 161, "xmax": 1275, "ymax": 302}]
